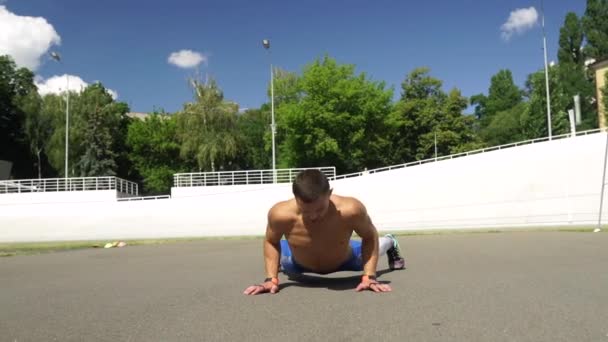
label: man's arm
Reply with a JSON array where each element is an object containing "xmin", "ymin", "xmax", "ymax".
[
  {"xmin": 352, "ymin": 202, "xmax": 379, "ymax": 277},
  {"xmin": 263, "ymin": 211, "xmax": 284, "ymax": 279},
  {"xmin": 352, "ymin": 200, "xmax": 392, "ymax": 293},
  {"xmin": 243, "ymin": 205, "xmax": 285, "ymax": 295}
]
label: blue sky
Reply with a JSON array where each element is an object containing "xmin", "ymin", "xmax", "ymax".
[{"xmin": 1, "ymin": 0, "xmax": 588, "ymax": 114}]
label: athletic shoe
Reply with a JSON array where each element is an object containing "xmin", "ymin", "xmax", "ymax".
[{"xmin": 385, "ymin": 234, "xmax": 405, "ymax": 270}]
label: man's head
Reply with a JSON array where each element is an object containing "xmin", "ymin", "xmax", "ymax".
[{"xmin": 292, "ymin": 169, "xmax": 332, "ymax": 222}]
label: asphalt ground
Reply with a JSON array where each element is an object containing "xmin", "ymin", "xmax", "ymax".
[{"xmin": 1, "ymin": 231, "xmax": 607, "ymax": 342}]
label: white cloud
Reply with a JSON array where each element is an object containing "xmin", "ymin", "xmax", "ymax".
[
  {"xmin": 107, "ymin": 88, "xmax": 118, "ymax": 99},
  {"xmin": 168, "ymin": 49, "xmax": 207, "ymax": 68},
  {"xmin": 35, "ymin": 74, "xmax": 87, "ymax": 96},
  {"xmin": 501, "ymin": 7, "xmax": 539, "ymax": 41},
  {"xmin": 0, "ymin": 5, "xmax": 61, "ymax": 70},
  {"xmin": 35, "ymin": 74, "xmax": 118, "ymax": 100}
]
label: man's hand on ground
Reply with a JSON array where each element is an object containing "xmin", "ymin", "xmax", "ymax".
[
  {"xmin": 355, "ymin": 279, "xmax": 392, "ymax": 293},
  {"xmin": 243, "ymin": 281, "xmax": 279, "ymax": 295}
]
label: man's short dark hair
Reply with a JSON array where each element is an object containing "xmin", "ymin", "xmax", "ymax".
[{"xmin": 292, "ymin": 169, "xmax": 330, "ymax": 203}]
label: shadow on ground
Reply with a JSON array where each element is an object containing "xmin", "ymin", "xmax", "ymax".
[{"xmin": 280, "ymin": 268, "xmax": 398, "ymax": 291}]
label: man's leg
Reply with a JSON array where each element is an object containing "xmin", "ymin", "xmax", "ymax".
[
  {"xmin": 279, "ymin": 240, "xmax": 307, "ymax": 275},
  {"xmin": 378, "ymin": 236, "xmax": 393, "ymax": 256},
  {"xmin": 381, "ymin": 234, "xmax": 405, "ymax": 270},
  {"xmin": 338, "ymin": 236, "xmax": 405, "ymax": 272}
]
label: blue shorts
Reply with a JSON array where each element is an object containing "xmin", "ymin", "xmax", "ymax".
[{"xmin": 280, "ymin": 239, "xmax": 364, "ymax": 274}]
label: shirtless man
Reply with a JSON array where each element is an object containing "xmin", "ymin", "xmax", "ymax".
[{"xmin": 243, "ymin": 169, "xmax": 405, "ymax": 295}]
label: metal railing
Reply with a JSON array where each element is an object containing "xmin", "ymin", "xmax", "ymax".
[
  {"xmin": 117, "ymin": 195, "xmax": 171, "ymax": 202},
  {"xmin": 335, "ymin": 128, "xmax": 607, "ymax": 180},
  {"xmin": 174, "ymin": 167, "xmax": 337, "ymax": 187},
  {"xmin": 0, "ymin": 176, "xmax": 139, "ymax": 195}
]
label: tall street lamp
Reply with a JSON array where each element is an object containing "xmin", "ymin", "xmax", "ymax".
[
  {"xmin": 540, "ymin": 0, "xmax": 552, "ymax": 139},
  {"xmin": 50, "ymin": 51, "xmax": 70, "ymax": 179},
  {"xmin": 262, "ymin": 39, "xmax": 276, "ymax": 183}
]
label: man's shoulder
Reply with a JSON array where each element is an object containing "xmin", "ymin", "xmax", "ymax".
[
  {"xmin": 268, "ymin": 199, "xmax": 298, "ymax": 224},
  {"xmin": 333, "ymin": 194, "xmax": 367, "ymax": 217}
]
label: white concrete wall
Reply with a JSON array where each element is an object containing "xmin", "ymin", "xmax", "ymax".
[
  {"xmin": 0, "ymin": 187, "xmax": 291, "ymax": 242},
  {"xmin": 0, "ymin": 190, "xmax": 118, "ymax": 205},
  {"xmin": 1, "ymin": 132, "xmax": 606, "ymax": 242},
  {"xmin": 333, "ymin": 133, "xmax": 606, "ymax": 230},
  {"xmin": 171, "ymin": 183, "xmax": 289, "ymax": 198}
]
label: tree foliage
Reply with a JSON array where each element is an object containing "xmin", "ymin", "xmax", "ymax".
[
  {"xmin": 556, "ymin": 12, "xmax": 598, "ymax": 130},
  {"xmin": 175, "ymin": 78, "xmax": 239, "ymax": 172},
  {"xmin": 0, "ymin": 55, "xmax": 38, "ymax": 178},
  {"xmin": 582, "ymin": 0, "xmax": 608, "ymax": 59},
  {"xmin": 127, "ymin": 112, "xmax": 181, "ymax": 194},
  {"xmin": 42, "ymin": 83, "xmax": 129, "ymax": 177},
  {"xmin": 235, "ymin": 107, "xmax": 271, "ymax": 170},
  {"xmin": 276, "ymin": 56, "xmax": 394, "ymax": 173},
  {"xmin": 558, "ymin": 12, "xmax": 585, "ymax": 65},
  {"xmin": 388, "ymin": 67, "xmax": 483, "ymax": 162},
  {"xmin": 471, "ymin": 69, "xmax": 523, "ymax": 128},
  {"xmin": 523, "ymin": 68, "xmax": 570, "ymax": 139}
]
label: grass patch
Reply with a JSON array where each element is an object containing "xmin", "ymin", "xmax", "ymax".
[
  {"xmin": 1, "ymin": 227, "xmax": 602, "ymax": 257},
  {"xmin": 0, "ymin": 235, "xmax": 266, "ymax": 257},
  {"xmin": 0, "ymin": 240, "xmax": 112, "ymax": 257},
  {"xmin": 382, "ymin": 226, "xmax": 603, "ymax": 236}
]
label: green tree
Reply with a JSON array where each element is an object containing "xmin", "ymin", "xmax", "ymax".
[
  {"xmin": 471, "ymin": 69, "xmax": 523, "ymax": 128},
  {"xmin": 41, "ymin": 93, "xmax": 71, "ymax": 177},
  {"xmin": 42, "ymin": 83, "xmax": 129, "ymax": 177},
  {"xmin": 522, "ymin": 68, "xmax": 570, "ymax": 139},
  {"xmin": 469, "ymin": 93, "xmax": 487, "ymax": 121},
  {"xmin": 388, "ymin": 67, "xmax": 444, "ymax": 162},
  {"xmin": 416, "ymin": 89, "xmax": 485, "ymax": 157},
  {"xmin": 582, "ymin": 0, "xmax": 608, "ymax": 59},
  {"xmin": 558, "ymin": 13, "xmax": 585, "ymax": 65},
  {"xmin": 17, "ymin": 91, "xmax": 53, "ymax": 179},
  {"xmin": 271, "ymin": 68, "xmax": 302, "ymax": 106},
  {"xmin": 0, "ymin": 55, "xmax": 37, "ymax": 178},
  {"xmin": 441, "ymin": 89, "xmax": 485, "ymax": 154},
  {"xmin": 486, "ymin": 70, "xmax": 523, "ymax": 116},
  {"xmin": 127, "ymin": 112, "xmax": 182, "ymax": 194},
  {"xmin": 111, "ymin": 104, "xmax": 134, "ymax": 180},
  {"xmin": 555, "ymin": 62, "xmax": 597, "ymax": 130},
  {"xmin": 235, "ymin": 107, "xmax": 271, "ymax": 170},
  {"xmin": 388, "ymin": 68, "xmax": 483, "ymax": 162},
  {"xmin": 277, "ymin": 56, "xmax": 394, "ymax": 173},
  {"xmin": 556, "ymin": 12, "xmax": 598, "ymax": 130},
  {"xmin": 76, "ymin": 83, "xmax": 129, "ymax": 176},
  {"xmin": 176, "ymin": 78, "xmax": 239, "ymax": 171},
  {"xmin": 77, "ymin": 102, "xmax": 117, "ymax": 176},
  {"xmin": 482, "ymin": 103, "xmax": 530, "ymax": 146}
]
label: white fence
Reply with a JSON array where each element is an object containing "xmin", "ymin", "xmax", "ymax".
[
  {"xmin": 0, "ymin": 176, "xmax": 138, "ymax": 196},
  {"xmin": 117, "ymin": 195, "xmax": 171, "ymax": 202},
  {"xmin": 173, "ymin": 167, "xmax": 336, "ymax": 187}
]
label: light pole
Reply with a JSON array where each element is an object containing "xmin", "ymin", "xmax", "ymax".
[
  {"xmin": 540, "ymin": 0, "xmax": 552, "ymax": 139},
  {"xmin": 262, "ymin": 39, "xmax": 277, "ymax": 183},
  {"xmin": 50, "ymin": 52, "xmax": 70, "ymax": 179}
]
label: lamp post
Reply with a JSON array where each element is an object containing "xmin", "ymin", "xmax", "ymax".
[
  {"xmin": 262, "ymin": 39, "xmax": 276, "ymax": 183},
  {"xmin": 50, "ymin": 52, "xmax": 70, "ymax": 179},
  {"xmin": 540, "ymin": 0, "xmax": 552, "ymax": 139}
]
